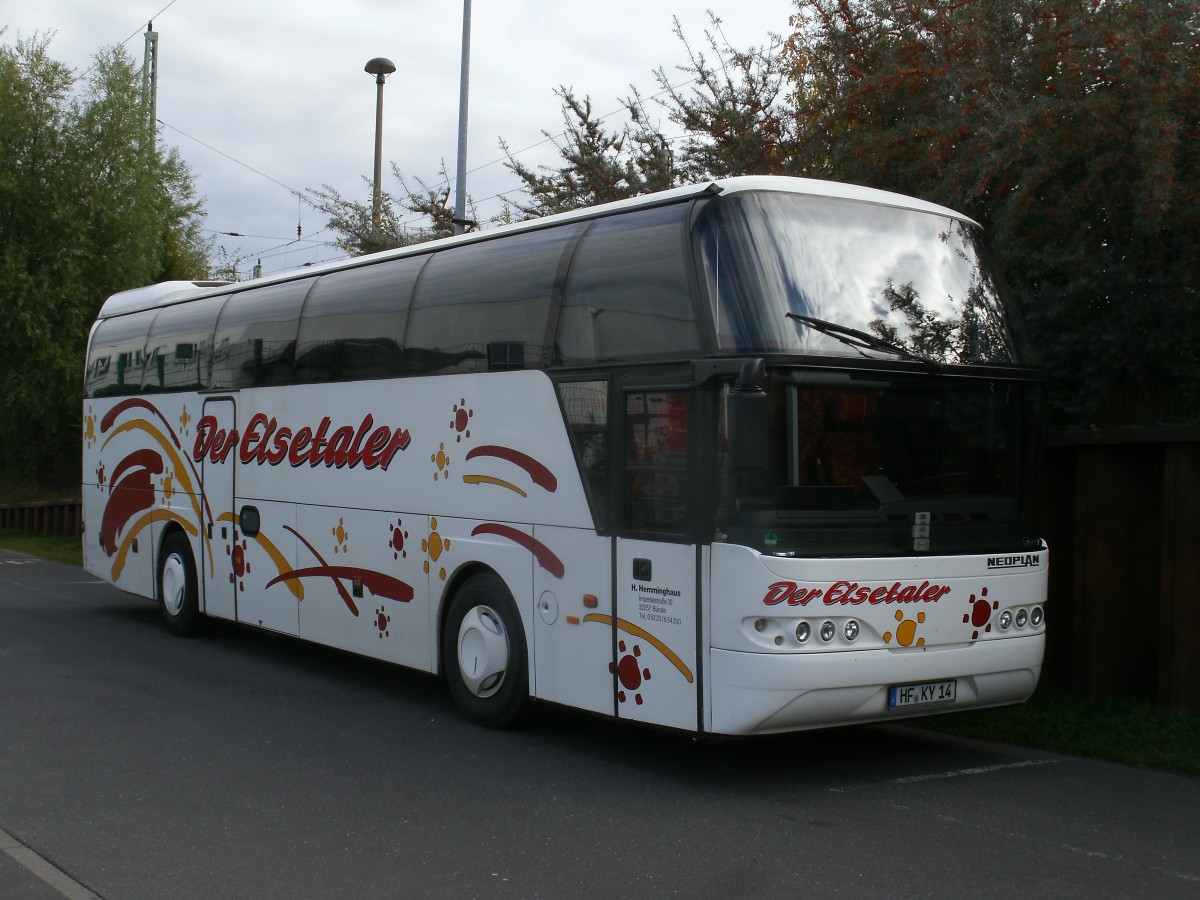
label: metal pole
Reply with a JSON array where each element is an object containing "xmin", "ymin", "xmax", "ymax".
[
  {"xmin": 372, "ymin": 72, "xmax": 386, "ymax": 236},
  {"xmin": 453, "ymin": 0, "xmax": 472, "ymax": 235},
  {"xmin": 364, "ymin": 58, "xmax": 396, "ymax": 241},
  {"xmin": 142, "ymin": 23, "xmax": 159, "ymax": 150}
]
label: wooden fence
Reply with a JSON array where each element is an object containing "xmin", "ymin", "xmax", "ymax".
[
  {"xmin": 2, "ymin": 427, "xmax": 1198, "ymax": 713},
  {"xmin": 1038, "ymin": 426, "xmax": 1200, "ymax": 714},
  {"xmin": 0, "ymin": 498, "xmax": 82, "ymax": 539}
]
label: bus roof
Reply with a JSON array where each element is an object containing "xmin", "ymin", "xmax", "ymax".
[{"xmin": 96, "ymin": 176, "xmax": 974, "ymax": 320}]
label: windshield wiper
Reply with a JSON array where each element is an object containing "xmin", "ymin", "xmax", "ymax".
[{"xmin": 785, "ymin": 312, "xmax": 943, "ymax": 373}]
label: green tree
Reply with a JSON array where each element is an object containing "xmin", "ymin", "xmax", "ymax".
[{"xmin": 0, "ymin": 33, "xmax": 210, "ymax": 488}]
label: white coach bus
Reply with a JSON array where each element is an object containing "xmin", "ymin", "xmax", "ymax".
[{"xmin": 82, "ymin": 176, "xmax": 1048, "ymax": 735}]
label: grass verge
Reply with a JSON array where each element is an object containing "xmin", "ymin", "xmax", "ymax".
[
  {"xmin": 918, "ymin": 684, "xmax": 1200, "ymax": 776},
  {"xmin": 0, "ymin": 530, "xmax": 83, "ymax": 567}
]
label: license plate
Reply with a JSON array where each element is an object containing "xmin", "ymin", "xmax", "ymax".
[{"xmin": 888, "ymin": 679, "xmax": 957, "ymax": 709}]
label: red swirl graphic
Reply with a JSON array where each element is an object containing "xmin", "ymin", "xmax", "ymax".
[
  {"xmin": 265, "ymin": 567, "xmax": 413, "ymax": 603},
  {"xmin": 101, "ymin": 449, "xmax": 163, "ymax": 555},
  {"xmin": 464, "ymin": 445, "xmax": 557, "ymax": 492},
  {"xmin": 470, "ymin": 523, "xmax": 564, "ymax": 578}
]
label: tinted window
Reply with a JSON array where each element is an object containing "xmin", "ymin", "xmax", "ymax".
[
  {"xmin": 211, "ymin": 279, "xmax": 313, "ymax": 389},
  {"xmin": 295, "ymin": 257, "xmax": 425, "ymax": 384},
  {"xmin": 557, "ymin": 379, "xmax": 609, "ymax": 529},
  {"xmin": 141, "ymin": 295, "xmax": 227, "ymax": 392},
  {"xmin": 405, "ymin": 224, "xmax": 582, "ymax": 375},
  {"xmin": 85, "ymin": 315, "xmax": 151, "ymax": 397},
  {"xmin": 557, "ymin": 204, "xmax": 699, "ymax": 365}
]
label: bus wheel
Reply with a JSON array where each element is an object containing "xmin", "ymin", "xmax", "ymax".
[
  {"xmin": 442, "ymin": 572, "xmax": 529, "ymax": 728},
  {"xmin": 159, "ymin": 531, "xmax": 203, "ymax": 637}
]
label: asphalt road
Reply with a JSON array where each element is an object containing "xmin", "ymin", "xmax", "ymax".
[{"xmin": 2, "ymin": 548, "xmax": 1198, "ymax": 899}]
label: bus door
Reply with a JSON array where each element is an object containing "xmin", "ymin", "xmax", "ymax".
[
  {"xmin": 613, "ymin": 384, "xmax": 701, "ymax": 731},
  {"xmin": 200, "ymin": 397, "xmax": 237, "ymax": 621}
]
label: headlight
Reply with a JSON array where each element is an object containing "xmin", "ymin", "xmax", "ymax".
[
  {"xmin": 1031, "ymin": 606, "xmax": 1044, "ymax": 627},
  {"xmin": 999, "ymin": 610, "xmax": 1013, "ymax": 630},
  {"xmin": 844, "ymin": 620, "xmax": 860, "ymax": 641},
  {"xmin": 795, "ymin": 621, "xmax": 811, "ymax": 643},
  {"xmin": 1016, "ymin": 608, "xmax": 1028, "ymax": 628},
  {"xmin": 820, "ymin": 621, "xmax": 835, "ymax": 642}
]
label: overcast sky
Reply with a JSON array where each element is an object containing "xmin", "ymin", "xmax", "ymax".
[{"xmin": 4, "ymin": 1, "xmax": 794, "ymax": 280}]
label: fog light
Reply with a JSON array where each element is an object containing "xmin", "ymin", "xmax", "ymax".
[
  {"xmin": 999, "ymin": 610, "xmax": 1013, "ymax": 630},
  {"xmin": 1031, "ymin": 606, "xmax": 1044, "ymax": 627},
  {"xmin": 844, "ymin": 620, "xmax": 860, "ymax": 641},
  {"xmin": 796, "ymin": 621, "xmax": 811, "ymax": 643},
  {"xmin": 754, "ymin": 618, "xmax": 767, "ymax": 632},
  {"xmin": 820, "ymin": 621, "xmax": 835, "ymax": 642}
]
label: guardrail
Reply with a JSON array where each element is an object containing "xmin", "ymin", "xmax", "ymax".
[{"xmin": 0, "ymin": 499, "xmax": 82, "ymax": 538}]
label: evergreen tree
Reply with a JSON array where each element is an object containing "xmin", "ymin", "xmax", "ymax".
[
  {"xmin": 307, "ymin": 161, "xmax": 478, "ymax": 256},
  {"xmin": 501, "ymin": 87, "xmax": 678, "ymax": 219}
]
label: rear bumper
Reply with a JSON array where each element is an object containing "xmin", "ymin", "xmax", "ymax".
[{"xmin": 708, "ymin": 634, "xmax": 1043, "ymax": 735}]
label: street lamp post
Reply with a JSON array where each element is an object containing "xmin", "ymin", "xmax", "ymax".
[
  {"xmin": 364, "ymin": 56, "xmax": 397, "ymax": 240},
  {"xmin": 453, "ymin": 0, "xmax": 472, "ymax": 235}
]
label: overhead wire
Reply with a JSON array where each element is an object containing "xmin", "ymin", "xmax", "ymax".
[{"xmin": 90, "ymin": 3, "xmax": 785, "ymax": 266}]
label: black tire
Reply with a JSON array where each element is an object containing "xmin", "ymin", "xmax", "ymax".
[
  {"xmin": 158, "ymin": 531, "xmax": 203, "ymax": 636},
  {"xmin": 442, "ymin": 572, "xmax": 530, "ymax": 728}
]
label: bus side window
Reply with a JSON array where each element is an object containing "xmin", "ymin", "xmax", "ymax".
[
  {"xmin": 140, "ymin": 295, "xmax": 226, "ymax": 392},
  {"xmin": 556, "ymin": 380, "xmax": 609, "ymax": 530},
  {"xmin": 405, "ymin": 224, "xmax": 583, "ymax": 376},
  {"xmin": 211, "ymin": 279, "xmax": 313, "ymax": 389},
  {"xmin": 557, "ymin": 204, "xmax": 699, "ymax": 365},
  {"xmin": 85, "ymin": 315, "xmax": 152, "ymax": 397},
  {"xmin": 295, "ymin": 257, "xmax": 424, "ymax": 384}
]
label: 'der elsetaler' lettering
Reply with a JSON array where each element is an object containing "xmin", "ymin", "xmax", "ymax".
[{"xmin": 193, "ymin": 413, "xmax": 410, "ymax": 470}]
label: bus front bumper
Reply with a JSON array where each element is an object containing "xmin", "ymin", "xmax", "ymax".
[{"xmin": 708, "ymin": 635, "xmax": 1044, "ymax": 736}]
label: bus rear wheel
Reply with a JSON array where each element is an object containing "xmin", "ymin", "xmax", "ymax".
[
  {"xmin": 442, "ymin": 572, "xmax": 529, "ymax": 728},
  {"xmin": 159, "ymin": 531, "xmax": 203, "ymax": 636}
]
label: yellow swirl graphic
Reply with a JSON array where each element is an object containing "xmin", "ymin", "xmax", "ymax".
[
  {"xmin": 462, "ymin": 474, "xmax": 528, "ymax": 497},
  {"xmin": 582, "ymin": 613, "xmax": 694, "ymax": 683},
  {"xmin": 111, "ymin": 509, "xmax": 198, "ymax": 581}
]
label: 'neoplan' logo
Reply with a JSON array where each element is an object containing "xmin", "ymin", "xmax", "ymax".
[{"xmin": 987, "ymin": 554, "xmax": 1040, "ymax": 570}]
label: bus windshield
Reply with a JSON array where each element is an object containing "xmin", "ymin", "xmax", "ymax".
[
  {"xmin": 718, "ymin": 371, "xmax": 1035, "ymax": 558},
  {"xmin": 697, "ymin": 191, "xmax": 1023, "ymax": 366}
]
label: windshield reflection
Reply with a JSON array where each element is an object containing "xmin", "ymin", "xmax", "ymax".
[{"xmin": 697, "ymin": 191, "xmax": 1020, "ymax": 365}]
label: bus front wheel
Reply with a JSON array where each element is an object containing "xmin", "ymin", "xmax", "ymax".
[
  {"xmin": 159, "ymin": 531, "xmax": 203, "ymax": 636},
  {"xmin": 442, "ymin": 572, "xmax": 529, "ymax": 728}
]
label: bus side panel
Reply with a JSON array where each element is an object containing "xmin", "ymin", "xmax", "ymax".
[
  {"xmin": 231, "ymin": 498, "xmax": 298, "ymax": 635},
  {"xmin": 532, "ymin": 526, "xmax": 615, "ymax": 717},
  {"xmin": 294, "ymin": 503, "xmax": 432, "ymax": 672},
  {"xmin": 83, "ymin": 395, "xmax": 200, "ymax": 601},
  {"xmin": 613, "ymin": 538, "xmax": 700, "ymax": 731}
]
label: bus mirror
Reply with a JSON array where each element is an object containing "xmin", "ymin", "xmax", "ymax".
[
  {"xmin": 735, "ymin": 358, "xmax": 765, "ymax": 390},
  {"xmin": 728, "ymin": 385, "xmax": 769, "ymax": 473}
]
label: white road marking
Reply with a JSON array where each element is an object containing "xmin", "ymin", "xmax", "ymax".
[
  {"xmin": 0, "ymin": 827, "xmax": 102, "ymax": 900},
  {"xmin": 830, "ymin": 758, "xmax": 1057, "ymax": 791}
]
